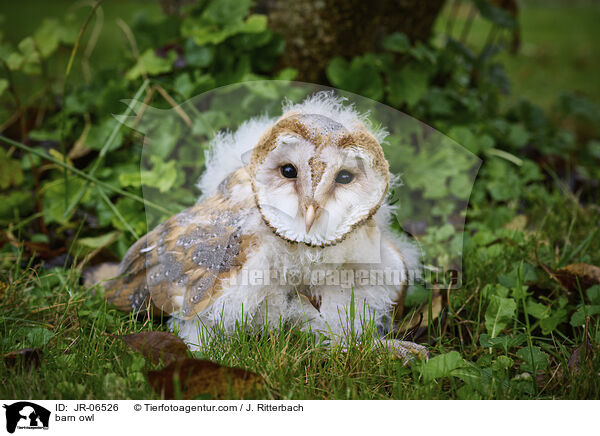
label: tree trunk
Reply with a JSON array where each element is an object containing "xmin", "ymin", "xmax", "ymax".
[{"xmin": 254, "ymin": 0, "xmax": 446, "ymax": 83}]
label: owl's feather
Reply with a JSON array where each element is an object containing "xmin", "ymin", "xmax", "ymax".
[{"xmin": 106, "ymin": 168, "xmax": 257, "ymax": 320}]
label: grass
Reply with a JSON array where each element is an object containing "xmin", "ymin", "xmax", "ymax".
[
  {"xmin": 1, "ymin": 183, "xmax": 599, "ymax": 400},
  {"xmin": 437, "ymin": 0, "xmax": 600, "ymax": 109}
]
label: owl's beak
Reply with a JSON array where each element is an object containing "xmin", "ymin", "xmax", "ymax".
[{"xmin": 305, "ymin": 204, "xmax": 318, "ymax": 233}]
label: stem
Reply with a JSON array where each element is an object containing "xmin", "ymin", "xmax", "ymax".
[
  {"xmin": 60, "ymin": 0, "xmax": 104, "ymax": 211},
  {"xmin": 63, "ymin": 78, "xmax": 150, "ymax": 217},
  {"xmin": 0, "ymin": 134, "xmax": 172, "ymax": 216},
  {"xmin": 96, "ymin": 186, "xmax": 140, "ymax": 239}
]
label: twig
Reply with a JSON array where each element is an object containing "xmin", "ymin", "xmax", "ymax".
[{"xmin": 154, "ymin": 84, "xmax": 193, "ymax": 127}]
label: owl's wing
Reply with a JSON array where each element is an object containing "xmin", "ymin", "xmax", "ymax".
[{"xmin": 106, "ymin": 169, "xmax": 256, "ymax": 320}]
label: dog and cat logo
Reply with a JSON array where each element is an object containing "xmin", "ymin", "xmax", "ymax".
[{"xmin": 2, "ymin": 402, "xmax": 50, "ymax": 433}]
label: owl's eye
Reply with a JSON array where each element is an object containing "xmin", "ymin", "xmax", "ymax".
[
  {"xmin": 280, "ymin": 164, "xmax": 298, "ymax": 179},
  {"xmin": 335, "ymin": 170, "xmax": 354, "ymax": 184}
]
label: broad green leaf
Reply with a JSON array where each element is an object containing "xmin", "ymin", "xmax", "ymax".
[
  {"xmin": 174, "ymin": 73, "xmax": 195, "ymax": 99},
  {"xmin": 84, "ymin": 118, "xmax": 124, "ymax": 152},
  {"xmin": 516, "ymin": 346, "xmax": 548, "ymax": 373},
  {"xmin": 119, "ymin": 172, "xmax": 142, "ymax": 188},
  {"xmin": 570, "ymin": 305, "xmax": 600, "ymax": 327},
  {"xmin": 42, "ymin": 178, "xmax": 89, "ymax": 224},
  {"xmin": 141, "ymin": 156, "xmax": 178, "ymax": 193},
  {"xmin": 25, "ymin": 327, "xmax": 54, "ymax": 347},
  {"xmin": 76, "ymin": 231, "xmax": 120, "ymax": 249},
  {"xmin": 479, "ymin": 333, "xmax": 526, "ymax": 352},
  {"xmin": 203, "ymin": 0, "xmax": 252, "ymax": 25},
  {"xmin": 18, "ymin": 37, "xmax": 38, "ymax": 63},
  {"xmin": 382, "ymin": 33, "xmax": 410, "ymax": 53},
  {"xmin": 33, "ymin": 19, "xmax": 61, "ymax": 57},
  {"xmin": 587, "ymin": 285, "xmax": 600, "ymax": 304},
  {"xmin": 526, "ymin": 299, "xmax": 550, "ymax": 320},
  {"xmin": 473, "ymin": 0, "xmax": 517, "ymax": 29},
  {"xmin": 539, "ymin": 308, "xmax": 567, "ymax": 334},
  {"xmin": 0, "ymin": 148, "xmax": 24, "ymax": 189},
  {"xmin": 421, "ymin": 351, "xmax": 467, "ymax": 382},
  {"xmin": 506, "ymin": 123, "xmax": 530, "ymax": 149},
  {"xmin": 492, "ymin": 355, "xmax": 514, "ymax": 371},
  {"xmin": 6, "ymin": 52, "xmax": 24, "ymax": 70},
  {"xmin": 113, "ymin": 198, "xmax": 147, "ymax": 236},
  {"xmin": 0, "ymin": 78, "xmax": 7, "ymax": 97},
  {"xmin": 388, "ymin": 64, "xmax": 429, "ymax": 107},
  {"xmin": 485, "ymin": 295, "xmax": 517, "ymax": 338},
  {"xmin": 326, "ymin": 57, "xmax": 384, "ymax": 101},
  {"xmin": 126, "ymin": 49, "xmax": 176, "ymax": 81},
  {"xmin": 184, "ymin": 38, "xmax": 214, "ymax": 67},
  {"xmin": 0, "ymin": 190, "xmax": 34, "ymax": 220}
]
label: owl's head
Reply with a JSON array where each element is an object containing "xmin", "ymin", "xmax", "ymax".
[{"xmin": 249, "ymin": 94, "xmax": 390, "ymax": 247}]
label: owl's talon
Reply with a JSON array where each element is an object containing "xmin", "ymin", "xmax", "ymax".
[{"xmin": 380, "ymin": 339, "xmax": 429, "ymax": 365}]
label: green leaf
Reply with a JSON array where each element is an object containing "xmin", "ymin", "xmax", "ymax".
[
  {"xmin": 570, "ymin": 305, "xmax": 600, "ymax": 327},
  {"xmin": 274, "ymin": 68, "xmax": 298, "ymax": 81},
  {"xmin": 119, "ymin": 172, "xmax": 141, "ymax": 188},
  {"xmin": 492, "ymin": 355, "xmax": 514, "ymax": 371},
  {"xmin": 141, "ymin": 156, "xmax": 178, "ymax": 193},
  {"xmin": 382, "ymin": 33, "xmax": 410, "ymax": 53},
  {"xmin": 0, "ymin": 148, "xmax": 24, "ymax": 189},
  {"xmin": 174, "ymin": 72, "xmax": 195, "ymax": 99},
  {"xmin": 113, "ymin": 198, "xmax": 147, "ymax": 236},
  {"xmin": 76, "ymin": 231, "xmax": 120, "ymax": 249},
  {"xmin": 485, "ymin": 295, "xmax": 517, "ymax": 338},
  {"xmin": 42, "ymin": 178, "xmax": 89, "ymax": 225},
  {"xmin": 25, "ymin": 327, "xmax": 54, "ymax": 347},
  {"xmin": 326, "ymin": 57, "xmax": 384, "ymax": 101},
  {"xmin": 587, "ymin": 285, "xmax": 600, "ymax": 304},
  {"xmin": 203, "ymin": 0, "xmax": 252, "ymax": 25},
  {"xmin": 18, "ymin": 37, "xmax": 38, "ymax": 63},
  {"xmin": 85, "ymin": 118, "xmax": 124, "ymax": 152},
  {"xmin": 473, "ymin": 0, "xmax": 517, "ymax": 29},
  {"xmin": 387, "ymin": 64, "xmax": 429, "ymax": 107},
  {"xmin": 6, "ymin": 52, "xmax": 24, "ymax": 70},
  {"xmin": 526, "ymin": 299, "xmax": 550, "ymax": 320},
  {"xmin": 182, "ymin": 14, "xmax": 267, "ymax": 45},
  {"xmin": 184, "ymin": 38, "xmax": 214, "ymax": 67},
  {"xmin": 0, "ymin": 78, "xmax": 8, "ymax": 97},
  {"xmin": 126, "ymin": 49, "xmax": 176, "ymax": 81},
  {"xmin": 516, "ymin": 346, "xmax": 548, "ymax": 373},
  {"xmin": 479, "ymin": 333, "xmax": 526, "ymax": 352},
  {"xmin": 506, "ymin": 124, "xmax": 531, "ymax": 149},
  {"xmin": 421, "ymin": 351, "xmax": 468, "ymax": 382},
  {"xmin": 33, "ymin": 19, "xmax": 61, "ymax": 57},
  {"xmin": 539, "ymin": 308, "xmax": 568, "ymax": 334}
]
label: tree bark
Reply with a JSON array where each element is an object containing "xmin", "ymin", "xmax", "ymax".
[{"xmin": 254, "ymin": 0, "xmax": 446, "ymax": 83}]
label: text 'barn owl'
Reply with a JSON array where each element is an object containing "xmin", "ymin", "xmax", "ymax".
[{"xmin": 106, "ymin": 92, "xmax": 428, "ymax": 360}]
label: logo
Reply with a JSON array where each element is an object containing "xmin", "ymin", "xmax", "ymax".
[{"xmin": 2, "ymin": 402, "xmax": 50, "ymax": 434}]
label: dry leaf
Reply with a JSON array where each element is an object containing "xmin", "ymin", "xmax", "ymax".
[
  {"xmin": 504, "ymin": 214, "xmax": 527, "ymax": 231},
  {"xmin": 555, "ymin": 263, "xmax": 600, "ymax": 291},
  {"xmin": 117, "ymin": 331, "xmax": 189, "ymax": 365},
  {"xmin": 397, "ymin": 291, "xmax": 445, "ymax": 341},
  {"xmin": 567, "ymin": 316, "xmax": 594, "ymax": 375},
  {"xmin": 2, "ymin": 348, "xmax": 42, "ymax": 369},
  {"xmin": 0, "ymin": 280, "xmax": 8, "ymax": 299},
  {"xmin": 147, "ymin": 358, "xmax": 265, "ymax": 400}
]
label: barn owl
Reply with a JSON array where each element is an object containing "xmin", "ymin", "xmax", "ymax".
[{"xmin": 106, "ymin": 92, "xmax": 428, "ymax": 361}]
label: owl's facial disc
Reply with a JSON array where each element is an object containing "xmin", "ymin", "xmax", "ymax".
[{"xmin": 251, "ymin": 115, "xmax": 390, "ymax": 247}]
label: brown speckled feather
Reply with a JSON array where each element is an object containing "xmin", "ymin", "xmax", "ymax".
[{"xmin": 106, "ymin": 168, "xmax": 256, "ymax": 320}]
